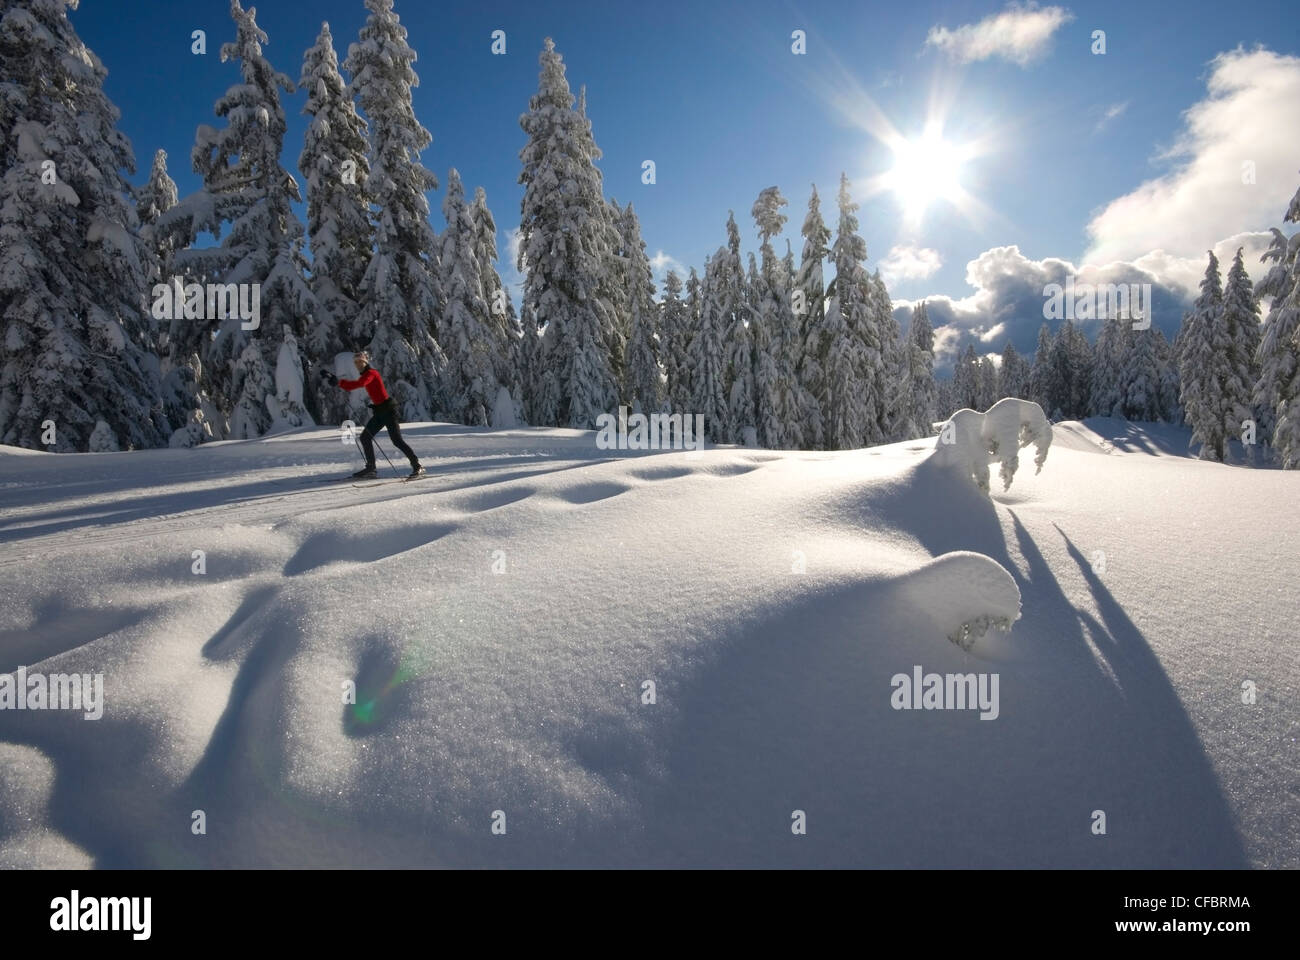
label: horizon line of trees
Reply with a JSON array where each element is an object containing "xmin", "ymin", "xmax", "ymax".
[{"xmin": 3, "ymin": 0, "xmax": 1299, "ymax": 468}]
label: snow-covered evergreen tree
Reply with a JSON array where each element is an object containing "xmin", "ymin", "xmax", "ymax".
[
  {"xmin": 345, "ymin": 0, "xmax": 445, "ymax": 421},
  {"xmin": 1040, "ymin": 320, "xmax": 1091, "ymax": 419},
  {"xmin": 822, "ymin": 175, "xmax": 876, "ymax": 449},
  {"xmin": 1027, "ymin": 322, "xmax": 1058, "ymax": 415},
  {"xmin": 620, "ymin": 203, "xmax": 661, "ymax": 413},
  {"xmin": 688, "ymin": 262, "xmax": 728, "ymax": 442},
  {"xmin": 439, "ymin": 169, "xmax": 499, "ymax": 426},
  {"xmin": 1155, "ymin": 328, "xmax": 1181, "ymax": 423},
  {"xmin": 998, "ymin": 341, "xmax": 1030, "ymax": 402},
  {"xmin": 266, "ymin": 324, "xmax": 309, "ymax": 428},
  {"xmin": 976, "ymin": 356, "xmax": 999, "ymax": 412},
  {"xmin": 900, "ymin": 302, "xmax": 938, "ymax": 437},
  {"xmin": 0, "ymin": 0, "xmax": 166, "ymax": 451},
  {"xmin": 158, "ymin": 0, "xmax": 316, "ymax": 440},
  {"xmin": 603, "ymin": 194, "xmax": 631, "ymax": 396},
  {"xmin": 935, "ymin": 376, "xmax": 958, "ymax": 420},
  {"xmin": 795, "ymin": 185, "xmax": 830, "ymax": 448},
  {"xmin": 660, "ymin": 270, "xmax": 691, "ymax": 413},
  {"xmin": 518, "ymin": 301, "xmax": 544, "ymax": 425},
  {"xmin": 784, "ymin": 240, "xmax": 819, "ymax": 444},
  {"xmin": 136, "ymin": 149, "xmax": 179, "ymax": 287},
  {"xmin": 517, "ymin": 39, "xmax": 619, "ymax": 428},
  {"xmin": 136, "ymin": 148, "xmax": 208, "ymax": 440},
  {"xmin": 719, "ymin": 213, "xmax": 754, "ymax": 444},
  {"xmin": 1089, "ymin": 315, "xmax": 1129, "ymax": 417},
  {"xmin": 751, "ymin": 187, "xmax": 803, "ymax": 448},
  {"xmin": 1180, "ymin": 252, "xmax": 1230, "ymax": 460},
  {"xmin": 230, "ymin": 340, "xmax": 274, "ymax": 439},
  {"xmin": 1122, "ymin": 327, "xmax": 1164, "ymax": 421},
  {"xmin": 1253, "ymin": 181, "xmax": 1300, "ymax": 468},
  {"xmin": 696, "ymin": 251, "xmax": 738, "ymax": 437},
  {"xmin": 952, "ymin": 344, "xmax": 980, "ymax": 410},
  {"xmin": 1221, "ymin": 247, "xmax": 1261, "ymax": 452},
  {"xmin": 299, "ymin": 20, "xmax": 373, "ymax": 425},
  {"xmin": 1063, "ymin": 321, "xmax": 1094, "ymax": 419},
  {"xmin": 872, "ymin": 271, "xmax": 907, "ymax": 440},
  {"xmin": 471, "ymin": 185, "xmax": 523, "ymax": 425}
]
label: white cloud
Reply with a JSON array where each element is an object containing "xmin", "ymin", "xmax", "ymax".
[
  {"xmin": 879, "ymin": 244, "xmax": 943, "ymax": 285},
  {"xmin": 1085, "ymin": 47, "xmax": 1300, "ymax": 264},
  {"xmin": 502, "ymin": 227, "xmax": 525, "ymax": 298},
  {"xmin": 891, "ymin": 236, "xmax": 1275, "ymax": 372},
  {"xmin": 648, "ymin": 250, "xmax": 684, "ymax": 278},
  {"xmin": 924, "ymin": 3, "xmax": 1074, "ymax": 67},
  {"xmin": 1093, "ymin": 100, "xmax": 1128, "ymax": 133}
]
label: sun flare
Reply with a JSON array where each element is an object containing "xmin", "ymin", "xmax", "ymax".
[{"xmin": 883, "ymin": 132, "xmax": 969, "ymax": 221}]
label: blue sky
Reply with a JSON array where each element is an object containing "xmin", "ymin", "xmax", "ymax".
[{"xmin": 72, "ymin": 0, "xmax": 1300, "ymax": 365}]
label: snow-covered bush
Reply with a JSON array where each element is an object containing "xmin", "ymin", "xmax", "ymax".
[
  {"xmin": 931, "ymin": 397, "xmax": 1053, "ymax": 493},
  {"xmin": 168, "ymin": 409, "xmax": 212, "ymax": 449},
  {"xmin": 87, "ymin": 420, "xmax": 120, "ymax": 453},
  {"xmin": 266, "ymin": 326, "xmax": 312, "ymax": 429}
]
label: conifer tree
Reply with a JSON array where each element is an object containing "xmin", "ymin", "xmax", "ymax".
[
  {"xmin": 1253, "ymin": 180, "xmax": 1300, "ymax": 467},
  {"xmin": 471, "ymin": 186, "xmax": 523, "ymax": 425},
  {"xmin": 1027, "ymin": 322, "xmax": 1059, "ymax": 415},
  {"xmin": 299, "ymin": 20, "xmax": 373, "ymax": 424},
  {"xmin": 822, "ymin": 175, "xmax": 875, "ymax": 449},
  {"xmin": 660, "ymin": 270, "xmax": 691, "ymax": 412},
  {"xmin": 345, "ymin": 0, "xmax": 445, "ymax": 421},
  {"xmin": 159, "ymin": 0, "xmax": 317, "ymax": 439},
  {"xmin": 1221, "ymin": 248, "xmax": 1260, "ymax": 452},
  {"xmin": 795, "ymin": 185, "xmax": 831, "ymax": 448},
  {"xmin": 439, "ymin": 169, "xmax": 499, "ymax": 426},
  {"xmin": 952, "ymin": 344, "xmax": 980, "ymax": 410},
  {"xmin": 1089, "ymin": 315, "xmax": 1129, "ymax": 417},
  {"xmin": 517, "ymin": 39, "xmax": 618, "ymax": 427},
  {"xmin": 692, "ymin": 257, "xmax": 730, "ymax": 442},
  {"xmin": 1180, "ymin": 252, "xmax": 1230, "ymax": 460},
  {"xmin": 620, "ymin": 203, "xmax": 661, "ymax": 413},
  {"xmin": 720, "ymin": 213, "xmax": 754, "ymax": 444},
  {"xmin": 0, "ymin": 0, "xmax": 168, "ymax": 450},
  {"xmin": 751, "ymin": 186, "xmax": 802, "ymax": 448},
  {"xmin": 901, "ymin": 302, "xmax": 938, "ymax": 437},
  {"xmin": 997, "ymin": 340, "xmax": 1030, "ymax": 401}
]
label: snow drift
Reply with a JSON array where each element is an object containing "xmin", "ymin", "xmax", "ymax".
[
  {"xmin": 0, "ymin": 417, "xmax": 1292, "ymax": 868},
  {"xmin": 932, "ymin": 397, "xmax": 1053, "ymax": 493}
]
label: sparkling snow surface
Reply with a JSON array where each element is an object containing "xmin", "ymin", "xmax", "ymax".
[{"xmin": 0, "ymin": 418, "xmax": 1295, "ymax": 867}]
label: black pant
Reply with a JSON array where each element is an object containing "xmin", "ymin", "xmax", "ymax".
[{"xmin": 361, "ymin": 398, "xmax": 419, "ymax": 468}]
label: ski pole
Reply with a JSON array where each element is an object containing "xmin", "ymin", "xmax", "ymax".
[{"xmin": 372, "ymin": 435, "xmax": 401, "ymax": 477}]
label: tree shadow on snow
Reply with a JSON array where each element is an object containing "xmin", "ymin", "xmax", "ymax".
[{"xmin": 627, "ymin": 458, "xmax": 1245, "ymax": 867}]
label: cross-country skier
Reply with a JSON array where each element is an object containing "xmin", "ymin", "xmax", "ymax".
[{"xmin": 321, "ymin": 352, "xmax": 425, "ymax": 480}]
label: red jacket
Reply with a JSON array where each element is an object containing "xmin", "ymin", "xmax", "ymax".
[{"xmin": 339, "ymin": 366, "xmax": 390, "ymax": 405}]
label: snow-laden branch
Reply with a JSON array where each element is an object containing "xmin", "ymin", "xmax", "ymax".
[{"xmin": 930, "ymin": 397, "xmax": 1053, "ymax": 493}]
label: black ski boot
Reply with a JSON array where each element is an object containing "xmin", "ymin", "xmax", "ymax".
[
  {"xmin": 352, "ymin": 466, "xmax": 377, "ymax": 479},
  {"xmin": 407, "ymin": 463, "xmax": 425, "ymax": 480}
]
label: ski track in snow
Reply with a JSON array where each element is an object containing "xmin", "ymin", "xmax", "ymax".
[{"xmin": 0, "ymin": 419, "xmax": 1295, "ymax": 868}]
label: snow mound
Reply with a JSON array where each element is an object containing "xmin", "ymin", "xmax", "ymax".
[
  {"xmin": 931, "ymin": 397, "xmax": 1052, "ymax": 493},
  {"xmin": 0, "ymin": 743, "xmax": 92, "ymax": 869},
  {"xmin": 893, "ymin": 550, "xmax": 1021, "ymax": 651},
  {"xmin": 491, "ymin": 385, "xmax": 518, "ymax": 428}
]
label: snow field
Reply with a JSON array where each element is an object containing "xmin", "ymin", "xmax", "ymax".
[{"xmin": 0, "ymin": 418, "xmax": 1295, "ymax": 867}]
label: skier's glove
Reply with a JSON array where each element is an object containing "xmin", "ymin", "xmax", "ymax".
[{"xmin": 319, "ymin": 368, "xmax": 338, "ymax": 386}]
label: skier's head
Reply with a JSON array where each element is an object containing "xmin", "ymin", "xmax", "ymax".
[{"xmin": 353, "ymin": 350, "xmax": 370, "ymax": 372}]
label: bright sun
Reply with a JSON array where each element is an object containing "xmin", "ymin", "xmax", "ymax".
[{"xmin": 883, "ymin": 132, "xmax": 968, "ymax": 222}]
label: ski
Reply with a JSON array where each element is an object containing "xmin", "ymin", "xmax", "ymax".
[
  {"xmin": 353, "ymin": 474, "xmax": 428, "ymax": 489},
  {"xmin": 272, "ymin": 474, "xmax": 364, "ymax": 488}
]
